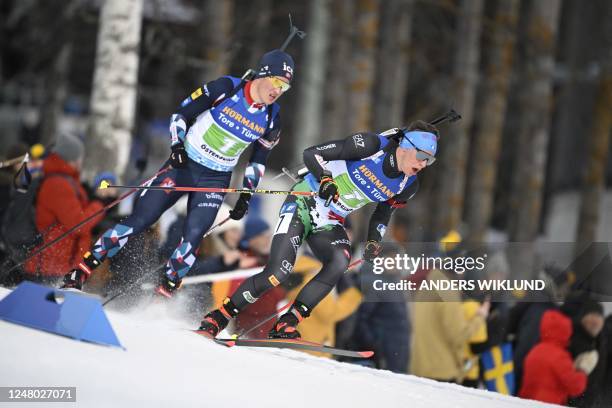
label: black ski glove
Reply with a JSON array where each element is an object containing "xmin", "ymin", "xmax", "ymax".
[
  {"xmin": 363, "ymin": 240, "xmax": 382, "ymax": 263},
  {"xmin": 318, "ymin": 171, "xmax": 339, "ymax": 207},
  {"xmin": 229, "ymin": 193, "xmax": 252, "ymax": 220},
  {"xmin": 170, "ymin": 143, "xmax": 188, "ymax": 168}
]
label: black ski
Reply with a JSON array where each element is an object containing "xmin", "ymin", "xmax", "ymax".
[{"xmin": 193, "ymin": 331, "xmax": 373, "ymax": 359}]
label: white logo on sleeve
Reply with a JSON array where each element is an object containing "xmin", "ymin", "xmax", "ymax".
[
  {"xmin": 316, "ymin": 144, "xmax": 336, "ymax": 151},
  {"xmin": 353, "ymin": 134, "xmax": 365, "ymax": 148}
]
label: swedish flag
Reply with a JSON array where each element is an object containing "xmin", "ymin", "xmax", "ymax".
[{"xmin": 481, "ymin": 343, "xmax": 515, "ymax": 395}]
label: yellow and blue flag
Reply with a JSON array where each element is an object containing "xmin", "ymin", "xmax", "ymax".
[{"xmin": 481, "ymin": 343, "xmax": 515, "ymax": 395}]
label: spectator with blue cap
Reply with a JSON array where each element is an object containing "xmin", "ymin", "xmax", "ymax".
[
  {"xmin": 239, "ymin": 216, "xmax": 272, "ymax": 256},
  {"xmin": 93, "ymin": 171, "xmax": 117, "ymax": 190},
  {"xmin": 88, "ymin": 171, "xmax": 120, "ymax": 236},
  {"xmin": 90, "ymin": 171, "xmax": 118, "ymax": 202}
]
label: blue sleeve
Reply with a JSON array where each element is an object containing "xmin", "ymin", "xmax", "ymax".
[
  {"xmin": 252, "ymin": 105, "xmax": 281, "ymax": 162},
  {"xmin": 177, "ymin": 77, "xmax": 236, "ymax": 124},
  {"xmin": 242, "ymin": 106, "xmax": 281, "ymax": 188},
  {"xmin": 169, "ymin": 77, "xmax": 235, "ymax": 146}
]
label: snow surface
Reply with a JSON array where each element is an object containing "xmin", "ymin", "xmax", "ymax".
[{"xmin": 0, "ymin": 287, "xmax": 558, "ymax": 408}]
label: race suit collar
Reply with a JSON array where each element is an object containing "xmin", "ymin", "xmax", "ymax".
[{"xmin": 244, "ymin": 81, "xmax": 265, "ymax": 109}]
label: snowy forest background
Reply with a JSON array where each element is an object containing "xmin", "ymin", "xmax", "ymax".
[{"xmin": 1, "ymin": 0, "xmax": 611, "ymax": 253}]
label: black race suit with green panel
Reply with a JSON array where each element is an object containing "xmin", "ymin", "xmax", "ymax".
[{"xmin": 228, "ymin": 132, "xmax": 418, "ymax": 313}]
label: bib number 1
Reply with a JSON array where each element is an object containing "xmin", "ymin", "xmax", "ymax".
[
  {"xmin": 218, "ymin": 139, "xmax": 237, "ymax": 154},
  {"xmin": 274, "ymin": 203, "xmax": 297, "ymax": 235},
  {"xmin": 274, "ymin": 212, "xmax": 293, "ymax": 235}
]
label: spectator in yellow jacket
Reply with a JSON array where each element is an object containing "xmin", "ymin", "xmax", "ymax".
[
  {"xmin": 410, "ymin": 268, "xmax": 490, "ymax": 382},
  {"xmin": 460, "ymin": 299, "xmax": 488, "ymax": 387}
]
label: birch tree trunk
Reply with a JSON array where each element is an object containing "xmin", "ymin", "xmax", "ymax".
[
  {"xmin": 321, "ymin": 0, "xmax": 354, "ymax": 140},
  {"xmin": 348, "ymin": 0, "xmax": 380, "ymax": 134},
  {"xmin": 547, "ymin": 0, "xmax": 584, "ymax": 193},
  {"xmin": 372, "ymin": 0, "xmax": 415, "ymax": 130},
  {"xmin": 247, "ymin": 0, "xmax": 272, "ymax": 69},
  {"xmin": 508, "ymin": 0, "xmax": 562, "ymax": 277},
  {"xmin": 347, "ymin": 0, "xmax": 380, "ymax": 241},
  {"xmin": 575, "ymin": 1, "xmax": 612, "ymax": 248},
  {"xmin": 432, "ymin": 0, "xmax": 484, "ymax": 238},
  {"xmin": 294, "ymin": 0, "xmax": 331, "ymax": 161},
  {"xmin": 465, "ymin": 0, "xmax": 520, "ymax": 244},
  {"xmin": 508, "ymin": 0, "xmax": 562, "ymax": 241},
  {"xmin": 200, "ymin": 0, "xmax": 233, "ymax": 82},
  {"xmin": 85, "ymin": 0, "xmax": 144, "ymax": 183}
]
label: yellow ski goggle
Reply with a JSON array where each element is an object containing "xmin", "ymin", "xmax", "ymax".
[{"xmin": 268, "ymin": 76, "xmax": 291, "ymax": 92}]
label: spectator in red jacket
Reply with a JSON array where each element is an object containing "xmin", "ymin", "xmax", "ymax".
[
  {"xmin": 24, "ymin": 134, "xmax": 104, "ymax": 282},
  {"xmin": 519, "ymin": 309, "xmax": 596, "ymax": 405}
]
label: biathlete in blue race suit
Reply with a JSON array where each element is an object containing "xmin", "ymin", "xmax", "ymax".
[
  {"xmin": 199, "ymin": 120, "xmax": 441, "ymax": 339},
  {"xmin": 62, "ymin": 50, "xmax": 295, "ymax": 296}
]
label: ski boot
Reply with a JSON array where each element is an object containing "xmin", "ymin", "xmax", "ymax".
[
  {"xmin": 154, "ymin": 272, "xmax": 183, "ymax": 298},
  {"xmin": 60, "ymin": 252, "xmax": 101, "ymax": 290},
  {"xmin": 268, "ymin": 302, "xmax": 311, "ymax": 340},
  {"xmin": 197, "ymin": 298, "xmax": 240, "ymax": 338}
]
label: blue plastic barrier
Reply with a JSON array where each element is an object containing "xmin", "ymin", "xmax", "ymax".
[{"xmin": 0, "ymin": 281, "xmax": 122, "ymax": 348}]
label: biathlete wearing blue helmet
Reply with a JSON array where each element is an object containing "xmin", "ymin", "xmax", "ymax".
[
  {"xmin": 199, "ymin": 120, "xmax": 440, "ymax": 339},
  {"xmin": 62, "ymin": 50, "xmax": 295, "ymax": 297}
]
